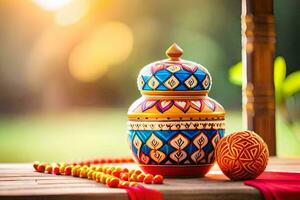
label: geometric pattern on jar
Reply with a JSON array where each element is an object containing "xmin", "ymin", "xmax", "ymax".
[
  {"xmin": 137, "ymin": 99, "xmax": 219, "ymax": 113},
  {"xmin": 141, "ymin": 100, "xmax": 157, "ymax": 112},
  {"xmin": 193, "ymin": 132, "xmax": 209, "ymax": 149},
  {"xmin": 138, "ymin": 76, "xmax": 145, "ymax": 89},
  {"xmin": 140, "ymin": 153, "xmax": 150, "ymax": 164},
  {"xmin": 181, "ymin": 63, "xmax": 198, "ymax": 73},
  {"xmin": 202, "ymin": 75, "xmax": 210, "ymax": 90},
  {"xmin": 190, "ymin": 100, "xmax": 204, "ymax": 111},
  {"xmin": 169, "ymin": 133, "xmax": 189, "ymax": 163},
  {"xmin": 203, "ymin": 99, "xmax": 215, "ymax": 111},
  {"xmin": 170, "ymin": 150, "xmax": 187, "ymax": 163},
  {"xmin": 133, "ymin": 134, "xmax": 142, "ymax": 157},
  {"xmin": 211, "ymin": 131, "xmax": 221, "ymax": 148},
  {"xmin": 148, "ymin": 76, "xmax": 160, "ymax": 89},
  {"xmin": 191, "ymin": 149, "xmax": 206, "ymax": 164},
  {"xmin": 163, "ymin": 75, "xmax": 180, "ymax": 89},
  {"xmin": 156, "ymin": 100, "xmax": 174, "ymax": 113},
  {"xmin": 166, "ymin": 65, "xmax": 181, "ymax": 73},
  {"xmin": 191, "ymin": 132, "xmax": 209, "ymax": 164},
  {"xmin": 146, "ymin": 133, "xmax": 163, "ymax": 150},
  {"xmin": 184, "ymin": 75, "xmax": 198, "ymax": 89},
  {"xmin": 128, "ymin": 121, "xmax": 225, "ymax": 131},
  {"xmin": 150, "ymin": 149, "xmax": 166, "ymax": 164},
  {"xmin": 169, "ymin": 133, "xmax": 190, "ymax": 150},
  {"xmin": 173, "ymin": 100, "xmax": 190, "ymax": 113}
]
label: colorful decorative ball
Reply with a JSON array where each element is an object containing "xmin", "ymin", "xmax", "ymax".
[{"xmin": 215, "ymin": 131, "xmax": 269, "ymax": 181}]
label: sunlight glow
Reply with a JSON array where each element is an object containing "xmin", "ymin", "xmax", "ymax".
[
  {"xmin": 33, "ymin": 0, "xmax": 73, "ymax": 11},
  {"xmin": 55, "ymin": 0, "xmax": 89, "ymax": 26},
  {"xmin": 69, "ymin": 21, "xmax": 134, "ymax": 82}
]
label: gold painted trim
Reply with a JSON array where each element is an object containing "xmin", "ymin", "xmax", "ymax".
[
  {"xmin": 128, "ymin": 112, "xmax": 225, "ymax": 120},
  {"xmin": 144, "ymin": 95, "xmax": 208, "ymax": 100},
  {"xmin": 128, "ymin": 114, "xmax": 225, "ymax": 121},
  {"xmin": 141, "ymin": 90, "xmax": 208, "ymax": 96}
]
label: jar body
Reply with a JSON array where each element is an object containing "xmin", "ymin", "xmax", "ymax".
[{"xmin": 127, "ymin": 94, "xmax": 225, "ymax": 177}]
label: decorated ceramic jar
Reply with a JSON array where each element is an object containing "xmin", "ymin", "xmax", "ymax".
[{"xmin": 127, "ymin": 43, "xmax": 225, "ymax": 177}]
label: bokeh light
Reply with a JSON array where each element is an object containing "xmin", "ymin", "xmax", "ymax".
[
  {"xmin": 55, "ymin": 0, "xmax": 89, "ymax": 26},
  {"xmin": 33, "ymin": 0, "xmax": 73, "ymax": 11},
  {"xmin": 26, "ymin": 27, "xmax": 79, "ymax": 88},
  {"xmin": 69, "ymin": 21, "xmax": 134, "ymax": 82}
]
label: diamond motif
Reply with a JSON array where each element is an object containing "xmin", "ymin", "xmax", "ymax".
[
  {"xmin": 207, "ymin": 151, "xmax": 215, "ymax": 163},
  {"xmin": 202, "ymin": 75, "xmax": 210, "ymax": 89},
  {"xmin": 163, "ymin": 75, "xmax": 180, "ymax": 89},
  {"xmin": 184, "ymin": 75, "xmax": 198, "ymax": 89},
  {"xmin": 133, "ymin": 135, "xmax": 142, "ymax": 149},
  {"xmin": 146, "ymin": 133, "xmax": 163, "ymax": 149},
  {"xmin": 191, "ymin": 150, "xmax": 205, "ymax": 163},
  {"xmin": 169, "ymin": 133, "xmax": 189, "ymax": 150},
  {"xmin": 140, "ymin": 153, "xmax": 150, "ymax": 164},
  {"xmin": 138, "ymin": 76, "xmax": 145, "ymax": 88},
  {"xmin": 211, "ymin": 132, "xmax": 221, "ymax": 148},
  {"xmin": 166, "ymin": 65, "xmax": 181, "ymax": 73},
  {"xmin": 193, "ymin": 132, "xmax": 208, "ymax": 149},
  {"xmin": 148, "ymin": 76, "xmax": 160, "ymax": 89},
  {"xmin": 133, "ymin": 135, "xmax": 142, "ymax": 156},
  {"xmin": 170, "ymin": 150, "xmax": 187, "ymax": 163},
  {"xmin": 150, "ymin": 150, "xmax": 166, "ymax": 164}
]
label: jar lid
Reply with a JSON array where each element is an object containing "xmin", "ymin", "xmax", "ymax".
[{"xmin": 137, "ymin": 43, "xmax": 212, "ymax": 96}]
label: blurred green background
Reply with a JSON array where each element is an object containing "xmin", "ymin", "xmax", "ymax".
[{"xmin": 0, "ymin": 0, "xmax": 299, "ymax": 162}]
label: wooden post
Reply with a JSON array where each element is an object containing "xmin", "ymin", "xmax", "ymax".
[{"xmin": 241, "ymin": 0, "xmax": 276, "ymax": 155}]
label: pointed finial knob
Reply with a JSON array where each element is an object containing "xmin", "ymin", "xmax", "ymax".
[{"xmin": 166, "ymin": 43, "xmax": 183, "ymax": 61}]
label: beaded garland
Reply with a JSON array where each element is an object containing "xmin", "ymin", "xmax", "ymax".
[{"xmin": 33, "ymin": 158, "xmax": 164, "ymax": 188}]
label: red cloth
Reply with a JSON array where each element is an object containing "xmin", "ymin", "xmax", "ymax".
[
  {"xmin": 125, "ymin": 185, "xmax": 164, "ymax": 200},
  {"xmin": 244, "ymin": 172, "xmax": 300, "ymax": 200}
]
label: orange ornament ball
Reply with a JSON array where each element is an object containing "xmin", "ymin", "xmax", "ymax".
[{"xmin": 215, "ymin": 131, "xmax": 269, "ymax": 181}]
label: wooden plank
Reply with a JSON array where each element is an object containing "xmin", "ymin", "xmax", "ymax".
[
  {"xmin": 0, "ymin": 158, "xmax": 299, "ymax": 200},
  {"xmin": 0, "ymin": 179, "xmax": 96, "ymax": 186},
  {"xmin": 0, "ymin": 177, "xmax": 85, "ymax": 181},
  {"xmin": 0, "ymin": 194, "xmax": 129, "ymax": 200}
]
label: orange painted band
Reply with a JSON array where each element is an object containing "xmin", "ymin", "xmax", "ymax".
[{"xmin": 128, "ymin": 112, "xmax": 225, "ymax": 120}]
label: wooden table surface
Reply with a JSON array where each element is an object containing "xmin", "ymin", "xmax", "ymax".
[{"xmin": 0, "ymin": 157, "xmax": 299, "ymax": 200}]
